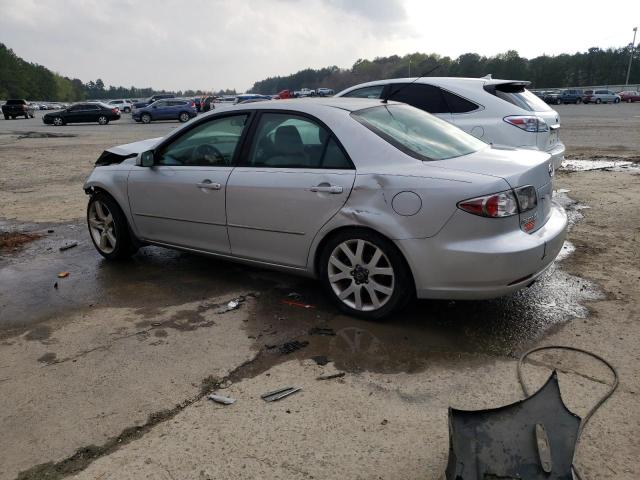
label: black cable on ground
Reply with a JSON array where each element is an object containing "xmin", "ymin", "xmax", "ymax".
[{"xmin": 517, "ymin": 345, "xmax": 619, "ymax": 480}]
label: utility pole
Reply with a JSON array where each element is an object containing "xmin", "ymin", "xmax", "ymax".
[
  {"xmin": 626, "ymin": 27, "xmax": 638, "ymax": 85},
  {"xmin": 409, "ymin": 59, "xmax": 412, "ymax": 77}
]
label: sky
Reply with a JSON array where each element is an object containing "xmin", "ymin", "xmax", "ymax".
[{"xmin": 0, "ymin": 0, "xmax": 637, "ymax": 92}]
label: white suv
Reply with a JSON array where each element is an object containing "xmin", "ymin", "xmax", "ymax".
[
  {"xmin": 336, "ymin": 77, "xmax": 565, "ymax": 169},
  {"xmin": 107, "ymin": 99, "xmax": 133, "ymax": 113}
]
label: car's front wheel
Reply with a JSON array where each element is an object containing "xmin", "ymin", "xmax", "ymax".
[
  {"xmin": 97, "ymin": 115, "xmax": 109, "ymax": 125},
  {"xmin": 141, "ymin": 113, "xmax": 152, "ymax": 124},
  {"xmin": 53, "ymin": 116, "xmax": 64, "ymax": 126},
  {"xmin": 556, "ymin": 98, "xmax": 562, "ymax": 105},
  {"xmin": 178, "ymin": 112, "xmax": 190, "ymax": 123},
  {"xmin": 614, "ymin": 98, "xmax": 620, "ymax": 104},
  {"xmin": 123, "ymin": 107, "xmax": 131, "ymax": 113},
  {"xmin": 595, "ymin": 98, "xmax": 602, "ymax": 104},
  {"xmin": 87, "ymin": 192, "xmax": 137, "ymax": 260},
  {"xmin": 576, "ymin": 97, "xmax": 582, "ymax": 104},
  {"xmin": 319, "ymin": 229, "xmax": 412, "ymax": 319}
]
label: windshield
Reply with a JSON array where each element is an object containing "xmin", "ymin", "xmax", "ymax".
[{"xmin": 351, "ymin": 104, "xmax": 487, "ymax": 161}]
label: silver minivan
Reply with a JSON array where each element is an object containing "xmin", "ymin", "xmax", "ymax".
[{"xmin": 583, "ymin": 89, "xmax": 621, "ymax": 104}]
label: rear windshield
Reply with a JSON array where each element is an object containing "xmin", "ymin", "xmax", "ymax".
[
  {"xmin": 351, "ymin": 104, "xmax": 487, "ymax": 161},
  {"xmin": 487, "ymin": 83, "xmax": 552, "ymax": 112}
]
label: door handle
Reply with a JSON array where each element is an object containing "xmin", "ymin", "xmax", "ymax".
[
  {"xmin": 196, "ymin": 180, "xmax": 221, "ymax": 190},
  {"xmin": 310, "ymin": 185, "xmax": 343, "ymax": 194}
]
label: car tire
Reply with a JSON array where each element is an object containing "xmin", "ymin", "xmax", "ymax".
[
  {"xmin": 319, "ymin": 229, "xmax": 413, "ymax": 320},
  {"xmin": 141, "ymin": 113, "xmax": 151, "ymax": 124},
  {"xmin": 2, "ymin": 115, "xmax": 8, "ymax": 120},
  {"xmin": 97, "ymin": 115, "xmax": 109, "ymax": 125},
  {"xmin": 123, "ymin": 107, "xmax": 131, "ymax": 113},
  {"xmin": 556, "ymin": 98, "xmax": 562, "ymax": 105},
  {"xmin": 24, "ymin": 113, "xmax": 29, "ymax": 119},
  {"xmin": 53, "ymin": 116, "xmax": 64, "ymax": 126},
  {"xmin": 178, "ymin": 112, "xmax": 190, "ymax": 123},
  {"xmin": 87, "ymin": 192, "xmax": 138, "ymax": 260},
  {"xmin": 595, "ymin": 98, "xmax": 602, "ymax": 104},
  {"xmin": 614, "ymin": 98, "xmax": 620, "ymax": 104},
  {"xmin": 628, "ymin": 99, "xmax": 633, "ymax": 103},
  {"xmin": 576, "ymin": 98, "xmax": 582, "ymax": 104}
]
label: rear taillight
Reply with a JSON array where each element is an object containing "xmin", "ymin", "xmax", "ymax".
[
  {"xmin": 503, "ymin": 116, "xmax": 549, "ymax": 132},
  {"xmin": 458, "ymin": 186, "xmax": 537, "ymax": 219},
  {"xmin": 112, "ymin": 108, "xmax": 119, "ymax": 113},
  {"xmin": 191, "ymin": 102, "xmax": 195, "ymax": 108}
]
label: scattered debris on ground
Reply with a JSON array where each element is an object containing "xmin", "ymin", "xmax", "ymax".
[
  {"xmin": 59, "ymin": 241, "xmax": 78, "ymax": 251},
  {"xmin": 261, "ymin": 386, "xmax": 302, "ymax": 402},
  {"xmin": 281, "ymin": 299, "xmax": 315, "ymax": 309},
  {"xmin": 308, "ymin": 327, "xmax": 336, "ymax": 336},
  {"xmin": 270, "ymin": 340, "xmax": 309, "ymax": 355},
  {"xmin": 0, "ymin": 231, "xmax": 41, "ymax": 252},
  {"xmin": 207, "ymin": 394, "xmax": 236, "ymax": 405},
  {"xmin": 57, "ymin": 271, "xmax": 69, "ymax": 278},
  {"xmin": 312, "ymin": 355, "xmax": 330, "ymax": 366},
  {"xmin": 316, "ymin": 372, "xmax": 345, "ymax": 381}
]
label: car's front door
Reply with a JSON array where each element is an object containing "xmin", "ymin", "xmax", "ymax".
[
  {"xmin": 64, "ymin": 104, "xmax": 84, "ymax": 123},
  {"xmin": 150, "ymin": 101, "xmax": 168, "ymax": 120},
  {"xmin": 226, "ymin": 111, "xmax": 356, "ymax": 267},
  {"xmin": 127, "ymin": 113, "xmax": 251, "ymax": 253}
]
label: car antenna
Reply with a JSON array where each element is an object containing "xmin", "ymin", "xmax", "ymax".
[{"xmin": 381, "ymin": 64, "xmax": 441, "ymax": 104}]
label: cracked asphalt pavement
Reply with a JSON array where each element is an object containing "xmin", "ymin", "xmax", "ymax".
[{"xmin": 1, "ymin": 105, "xmax": 639, "ymax": 479}]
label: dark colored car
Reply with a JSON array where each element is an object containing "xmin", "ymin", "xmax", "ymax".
[
  {"xmin": 619, "ymin": 91, "xmax": 640, "ymax": 103},
  {"xmin": 2, "ymin": 99, "xmax": 35, "ymax": 119},
  {"xmin": 133, "ymin": 94, "xmax": 175, "ymax": 109},
  {"xmin": 43, "ymin": 103, "xmax": 121, "ymax": 126},
  {"xmin": 132, "ymin": 99, "xmax": 197, "ymax": 124},
  {"xmin": 543, "ymin": 90, "xmax": 563, "ymax": 105},
  {"xmin": 559, "ymin": 89, "xmax": 583, "ymax": 104},
  {"xmin": 192, "ymin": 98, "xmax": 202, "ymax": 112}
]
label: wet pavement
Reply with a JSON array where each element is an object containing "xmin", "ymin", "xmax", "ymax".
[{"xmin": 0, "ymin": 189, "xmax": 602, "ymax": 377}]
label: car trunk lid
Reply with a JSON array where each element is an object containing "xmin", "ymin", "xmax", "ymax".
[{"xmin": 433, "ymin": 146, "xmax": 554, "ymax": 233}]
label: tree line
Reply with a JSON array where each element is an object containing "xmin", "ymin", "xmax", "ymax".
[
  {"xmin": 250, "ymin": 47, "xmax": 639, "ymax": 94},
  {"xmin": 0, "ymin": 43, "xmax": 237, "ymax": 101},
  {"xmin": 1, "ymin": 41, "xmax": 638, "ymax": 101}
]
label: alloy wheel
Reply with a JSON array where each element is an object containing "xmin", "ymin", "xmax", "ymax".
[
  {"xmin": 88, "ymin": 200, "xmax": 117, "ymax": 254},
  {"xmin": 179, "ymin": 112, "xmax": 189, "ymax": 122},
  {"xmin": 328, "ymin": 239, "xmax": 395, "ymax": 312},
  {"xmin": 53, "ymin": 117, "xmax": 63, "ymax": 126},
  {"xmin": 98, "ymin": 116, "xmax": 108, "ymax": 125}
]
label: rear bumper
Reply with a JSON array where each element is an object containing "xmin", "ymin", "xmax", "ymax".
[
  {"xmin": 397, "ymin": 201, "xmax": 568, "ymax": 300},
  {"xmin": 547, "ymin": 142, "xmax": 565, "ymax": 170}
]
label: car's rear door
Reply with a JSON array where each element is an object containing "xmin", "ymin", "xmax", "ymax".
[
  {"xmin": 127, "ymin": 112, "xmax": 251, "ymax": 253},
  {"xmin": 82, "ymin": 104, "xmax": 100, "ymax": 122},
  {"xmin": 225, "ymin": 111, "xmax": 356, "ymax": 267},
  {"xmin": 382, "ymin": 83, "xmax": 453, "ymax": 122}
]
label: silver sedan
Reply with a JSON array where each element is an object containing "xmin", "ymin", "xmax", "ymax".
[{"xmin": 84, "ymin": 98, "xmax": 567, "ymax": 319}]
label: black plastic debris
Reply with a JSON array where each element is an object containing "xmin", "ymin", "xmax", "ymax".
[
  {"xmin": 278, "ymin": 340, "xmax": 309, "ymax": 355},
  {"xmin": 445, "ymin": 371, "xmax": 580, "ymax": 480},
  {"xmin": 312, "ymin": 355, "xmax": 329, "ymax": 366},
  {"xmin": 308, "ymin": 327, "xmax": 336, "ymax": 336}
]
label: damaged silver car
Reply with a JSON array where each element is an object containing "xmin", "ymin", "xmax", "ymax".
[{"xmin": 84, "ymin": 98, "xmax": 567, "ymax": 319}]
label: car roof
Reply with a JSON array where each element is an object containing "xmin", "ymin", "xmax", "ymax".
[{"xmin": 337, "ymin": 76, "xmax": 531, "ymax": 94}]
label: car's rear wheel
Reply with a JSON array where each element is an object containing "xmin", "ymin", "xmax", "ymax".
[
  {"xmin": 141, "ymin": 113, "xmax": 151, "ymax": 124},
  {"xmin": 614, "ymin": 98, "xmax": 620, "ymax": 104},
  {"xmin": 319, "ymin": 229, "xmax": 412, "ymax": 319},
  {"xmin": 556, "ymin": 98, "xmax": 562, "ymax": 105},
  {"xmin": 576, "ymin": 97, "xmax": 582, "ymax": 104},
  {"xmin": 87, "ymin": 192, "xmax": 137, "ymax": 260},
  {"xmin": 123, "ymin": 107, "xmax": 131, "ymax": 113},
  {"xmin": 97, "ymin": 115, "xmax": 109, "ymax": 125},
  {"xmin": 24, "ymin": 113, "xmax": 29, "ymax": 119},
  {"xmin": 178, "ymin": 112, "xmax": 190, "ymax": 123},
  {"xmin": 628, "ymin": 99, "xmax": 633, "ymax": 103},
  {"xmin": 3, "ymin": 114, "xmax": 8, "ymax": 120},
  {"xmin": 53, "ymin": 116, "xmax": 64, "ymax": 126},
  {"xmin": 595, "ymin": 98, "xmax": 602, "ymax": 104}
]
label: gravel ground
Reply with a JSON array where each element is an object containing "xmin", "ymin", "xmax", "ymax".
[{"xmin": 0, "ymin": 105, "xmax": 638, "ymax": 480}]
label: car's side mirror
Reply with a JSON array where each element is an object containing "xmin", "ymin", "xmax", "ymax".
[{"xmin": 138, "ymin": 150, "xmax": 155, "ymax": 167}]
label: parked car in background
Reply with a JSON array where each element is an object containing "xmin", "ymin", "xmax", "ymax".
[
  {"xmin": 132, "ymin": 99, "xmax": 196, "ymax": 124},
  {"xmin": 543, "ymin": 90, "xmax": 563, "ymax": 105},
  {"xmin": 583, "ymin": 90, "xmax": 620, "ymax": 104},
  {"xmin": 107, "ymin": 99, "xmax": 133, "ymax": 113},
  {"xmin": 619, "ymin": 91, "xmax": 640, "ymax": 103},
  {"xmin": 295, "ymin": 88, "xmax": 316, "ymax": 97},
  {"xmin": 43, "ymin": 102, "xmax": 120, "ymax": 126},
  {"xmin": 559, "ymin": 89, "xmax": 583, "ymax": 104},
  {"xmin": 83, "ymin": 98, "xmax": 567, "ymax": 319},
  {"xmin": 337, "ymin": 76, "xmax": 565, "ymax": 169},
  {"xmin": 316, "ymin": 87, "xmax": 335, "ymax": 96},
  {"xmin": 276, "ymin": 90, "xmax": 294, "ymax": 99},
  {"xmin": 192, "ymin": 98, "xmax": 202, "ymax": 112},
  {"xmin": 133, "ymin": 94, "xmax": 175, "ymax": 109},
  {"xmin": 2, "ymin": 99, "xmax": 35, "ymax": 119}
]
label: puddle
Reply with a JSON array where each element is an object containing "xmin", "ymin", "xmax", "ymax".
[
  {"xmin": 0, "ymin": 189, "xmax": 602, "ymax": 372},
  {"xmin": 561, "ymin": 158, "xmax": 640, "ymax": 172},
  {"xmin": 15, "ymin": 131, "xmax": 78, "ymax": 139}
]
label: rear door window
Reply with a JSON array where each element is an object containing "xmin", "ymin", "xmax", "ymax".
[
  {"xmin": 441, "ymin": 90, "xmax": 479, "ymax": 113},
  {"xmin": 341, "ymin": 85, "xmax": 384, "ymax": 99},
  {"xmin": 384, "ymin": 83, "xmax": 449, "ymax": 114}
]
